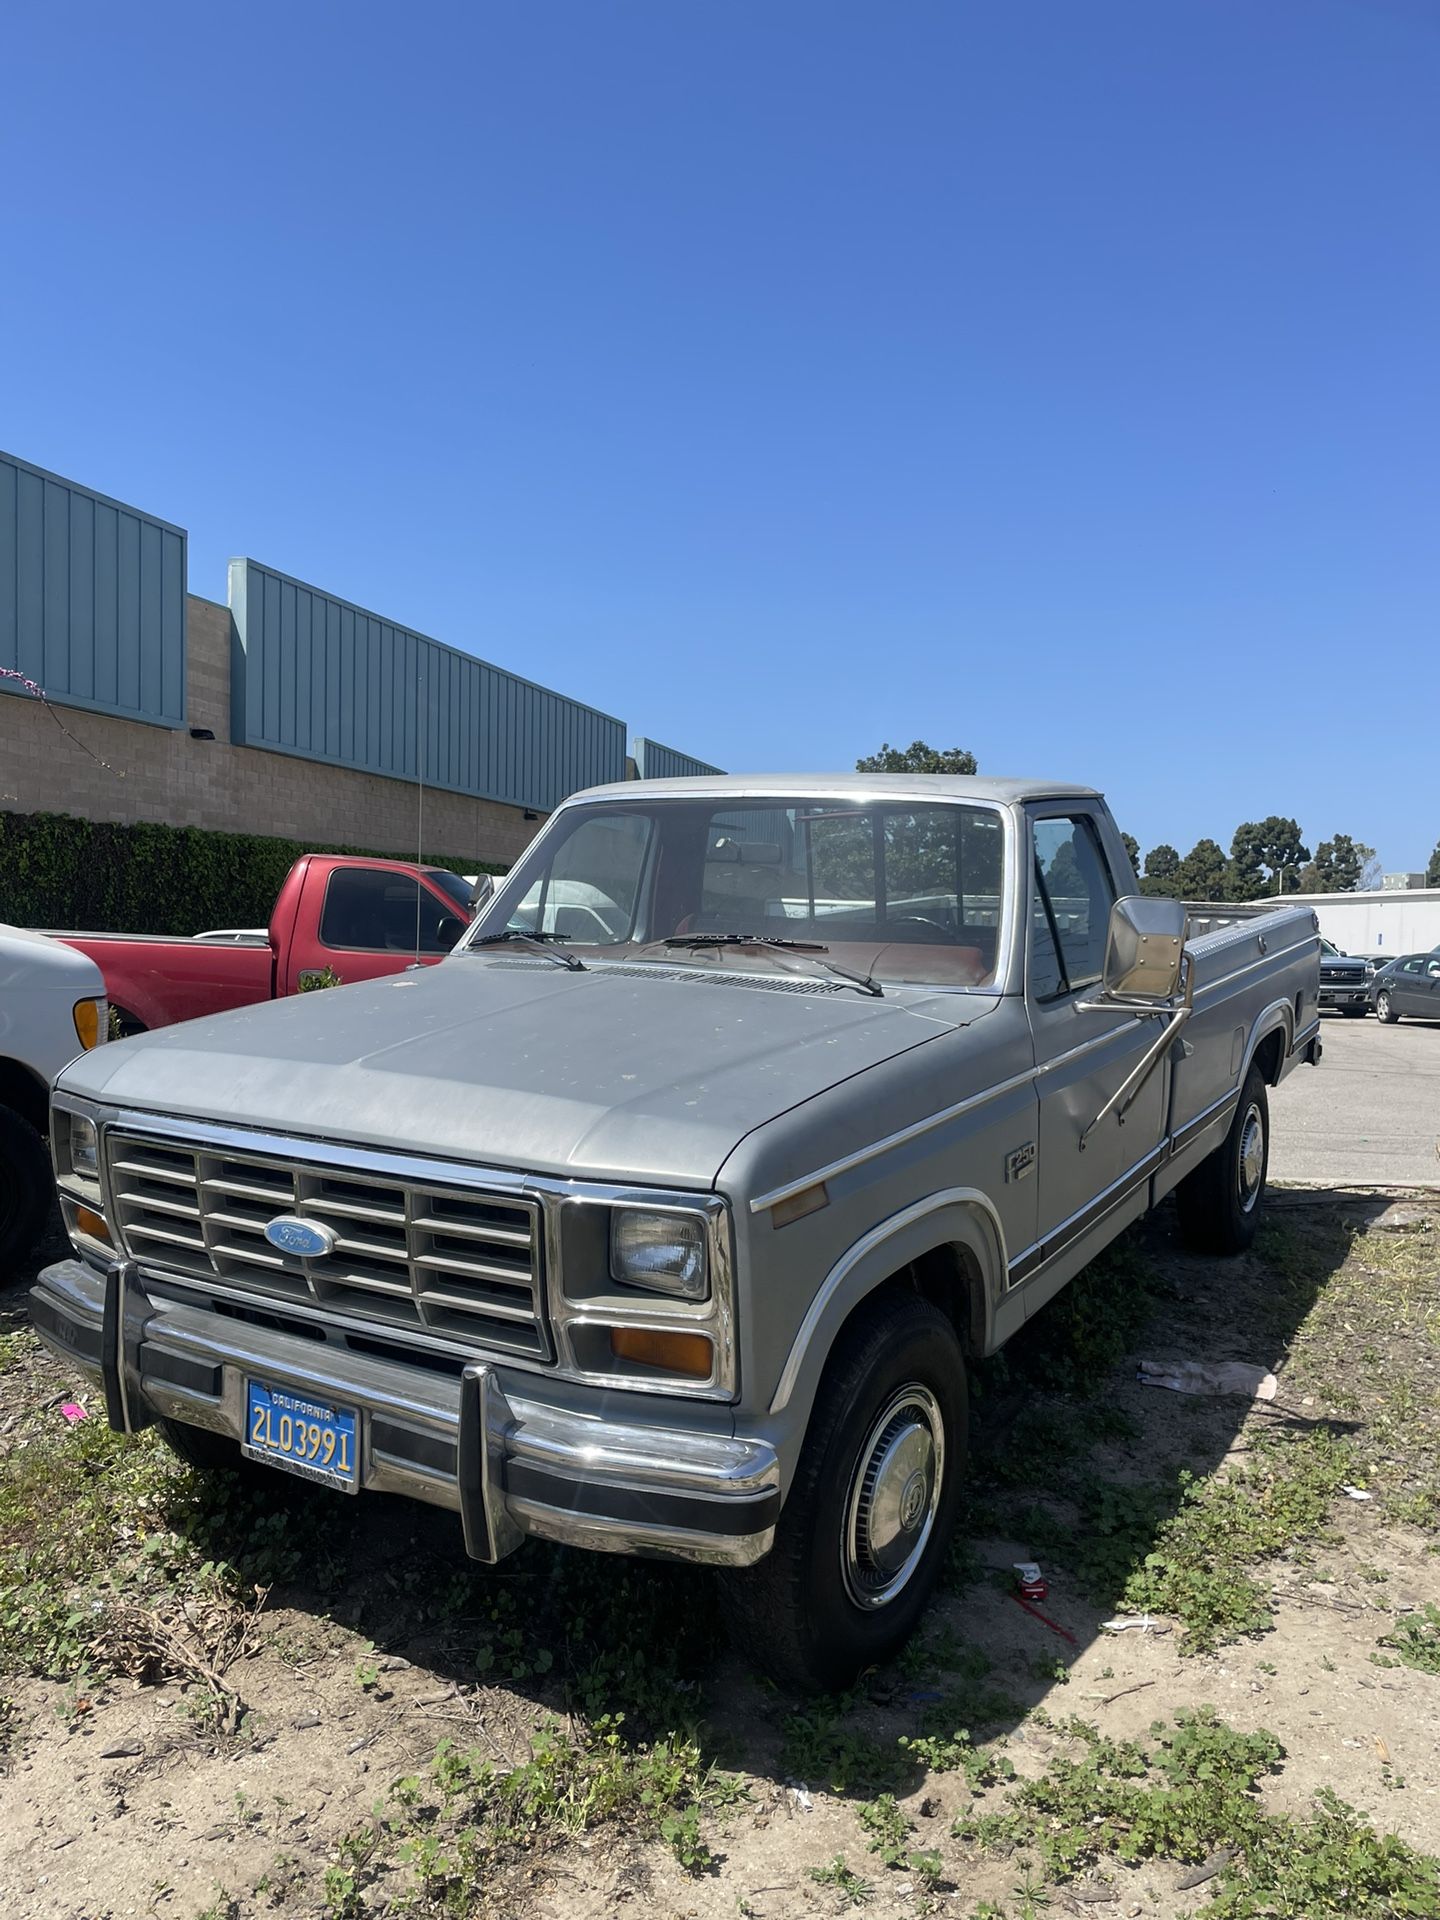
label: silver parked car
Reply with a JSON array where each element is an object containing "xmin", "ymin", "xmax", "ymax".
[{"xmin": 34, "ymin": 775, "xmax": 1321, "ymax": 1688}]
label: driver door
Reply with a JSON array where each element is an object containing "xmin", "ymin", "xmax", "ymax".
[{"xmin": 1019, "ymin": 807, "xmax": 1169, "ymax": 1310}]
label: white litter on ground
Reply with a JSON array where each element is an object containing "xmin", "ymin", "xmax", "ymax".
[{"xmin": 1137, "ymin": 1359, "xmax": 1278, "ymax": 1400}]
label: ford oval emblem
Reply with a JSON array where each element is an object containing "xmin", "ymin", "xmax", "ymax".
[{"xmin": 263, "ymin": 1215, "xmax": 335, "ymax": 1259}]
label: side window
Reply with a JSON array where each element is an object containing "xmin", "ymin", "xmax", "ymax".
[
  {"xmin": 1029, "ymin": 815, "xmax": 1117, "ymax": 998},
  {"xmin": 320, "ymin": 869, "xmax": 458, "ymax": 954},
  {"xmin": 1401, "ymin": 958, "xmax": 1423, "ymax": 975},
  {"xmin": 1029, "ymin": 880, "xmax": 1066, "ymax": 999}
]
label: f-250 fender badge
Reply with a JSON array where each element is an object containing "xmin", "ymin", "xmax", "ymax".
[{"xmin": 1005, "ymin": 1141, "xmax": 1036, "ymax": 1183}]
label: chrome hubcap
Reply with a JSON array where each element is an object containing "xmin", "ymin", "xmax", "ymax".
[
  {"xmin": 1238, "ymin": 1103, "xmax": 1265, "ymax": 1212},
  {"xmin": 1379, "ymin": 994, "xmax": 1390, "ymax": 1019},
  {"xmin": 842, "ymin": 1386, "xmax": 944, "ymax": 1611}
]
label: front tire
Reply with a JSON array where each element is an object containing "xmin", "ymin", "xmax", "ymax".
[
  {"xmin": 1375, "ymin": 990, "xmax": 1399, "ymax": 1025},
  {"xmin": 724, "ymin": 1292, "xmax": 967, "ymax": 1693},
  {"xmin": 0, "ymin": 1102, "xmax": 54, "ymax": 1269},
  {"xmin": 1176, "ymin": 1065, "xmax": 1269, "ymax": 1255}
]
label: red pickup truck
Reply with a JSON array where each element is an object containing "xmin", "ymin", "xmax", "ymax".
[{"xmin": 57, "ymin": 854, "xmax": 479, "ymax": 1034}]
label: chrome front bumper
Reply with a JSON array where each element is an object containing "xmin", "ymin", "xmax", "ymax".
[{"xmin": 31, "ymin": 1259, "xmax": 780, "ymax": 1569}]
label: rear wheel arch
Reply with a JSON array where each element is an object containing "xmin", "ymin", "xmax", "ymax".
[
  {"xmin": 1244, "ymin": 1004, "xmax": 1293, "ymax": 1088},
  {"xmin": 1252, "ymin": 1027, "xmax": 1285, "ymax": 1085}
]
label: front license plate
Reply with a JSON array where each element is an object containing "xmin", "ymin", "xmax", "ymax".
[{"xmin": 243, "ymin": 1379, "xmax": 359, "ymax": 1492}]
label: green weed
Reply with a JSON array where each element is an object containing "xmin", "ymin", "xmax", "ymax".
[
  {"xmin": 808, "ymin": 1856, "xmax": 873, "ymax": 1905},
  {"xmin": 899, "ymin": 1727, "xmax": 1014, "ymax": 1792},
  {"xmin": 976, "ymin": 1235, "xmax": 1157, "ymax": 1398},
  {"xmin": 781, "ymin": 1697, "xmax": 907, "ymax": 1796},
  {"xmin": 955, "ymin": 1708, "xmax": 1439, "ymax": 1918},
  {"xmin": 1372, "ymin": 1604, "xmax": 1440, "ymax": 1677}
]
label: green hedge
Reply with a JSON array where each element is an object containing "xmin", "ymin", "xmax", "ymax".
[{"xmin": 0, "ymin": 808, "xmax": 505, "ymax": 937}]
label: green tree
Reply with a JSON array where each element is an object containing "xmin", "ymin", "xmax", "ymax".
[
  {"xmin": 1046, "ymin": 837, "xmax": 1085, "ymax": 900},
  {"xmin": 1298, "ymin": 833, "xmax": 1378, "ymax": 894},
  {"xmin": 856, "ymin": 741, "xmax": 978, "ymax": 775},
  {"xmin": 1118, "ymin": 831, "xmax": 1140, "ymax": 876},
  {"xmin": 1139, "ymin": 843, "xmax": 1182, "ymax": 897},
  {"xmin": 1175, "ymin": 837, "xmax": 1230, "ymax": 901},
  {"xmin": 1230, "ymin": 817, "xmax": 1310, "ymax": 898},
  {"xmin": 1427, "ymin": 840, "xmax": 1440, "ymax": 887}
]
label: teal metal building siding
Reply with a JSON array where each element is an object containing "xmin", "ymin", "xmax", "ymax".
[
  {"xmin": 632, "ymin": 737, "xmax": 724, "ymax": 780},
  {"xmin": 229, "ymin": 559, "xmax": 626, "ymax": 812},
  {"xmin": 0, "ymin": 450, "xmax": 186, "ymax": 727}
]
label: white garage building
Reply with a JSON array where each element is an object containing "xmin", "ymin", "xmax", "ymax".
[{"xmin": 1286, "ymin": 888, "xmax": 1440, "ymax": 957}]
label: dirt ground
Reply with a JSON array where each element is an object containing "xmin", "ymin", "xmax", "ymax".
[{"xmin": 2, "ymin": 1188, "xmax": 1437, "ymax": 1920}]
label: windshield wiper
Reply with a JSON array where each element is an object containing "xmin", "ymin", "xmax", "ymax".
[
  {"xmin": 664, "ymin": 934, "xmax": 882, "ymax": 997},
  {"xmin": 468, "ymin": 929, "xmax": 586, "ymax": 972}
]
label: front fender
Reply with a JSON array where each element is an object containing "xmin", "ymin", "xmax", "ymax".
[{"xmin": 767, "ymin": 1187, "xmax": 1008, "ymax": 1421}]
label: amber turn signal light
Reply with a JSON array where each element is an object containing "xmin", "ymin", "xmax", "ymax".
[
  {"xmin": 73, "ymin": 998, "xmax": 103, "ymax": 1050},
  {"xmin": 74, "ymin": 1205, "xmax": 111, "ymax": 1246},
  {"xmin": 608, "ymin": 1326, "xmax": 713, "ymax": 1378}
]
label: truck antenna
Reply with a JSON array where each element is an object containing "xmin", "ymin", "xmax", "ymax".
[{"xmin": 415, "ymin": 657, "xmax": 425, "ymax": 962}]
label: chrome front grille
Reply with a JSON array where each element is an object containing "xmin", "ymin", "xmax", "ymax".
[{"xmin": 107, "ymin": 1133, "xmax": 550, "ymax": 1360}]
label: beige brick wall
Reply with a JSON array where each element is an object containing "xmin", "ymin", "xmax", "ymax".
[{"xmin": 0, "ymin": 595, "xmax": 545, "ymax": 867}]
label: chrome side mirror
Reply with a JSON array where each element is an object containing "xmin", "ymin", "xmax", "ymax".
[{"xmin": 1101, "ymin": 894, "xmax": 1186, "ymax": 1002}]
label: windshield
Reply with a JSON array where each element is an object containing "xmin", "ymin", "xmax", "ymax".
[
  {"xmin": 427, "ymin": 868, "xmax": 476, "ymax": 914},
  {"xmin": 464, "ymin": 797, "xmax": 1006, "ymax": 989}
]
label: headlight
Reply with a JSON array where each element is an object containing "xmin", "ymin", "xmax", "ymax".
[
  {"xmin": 609, "ymin": 1208, "xmax": 709, "ymax": 1301},
  {"xmin": 70, "ymin": 1113, "xmax": 99, "ymax": 1176},
  {"xmin": 52, "ymin": 1105, "xmax": 111, "ymax": 1257}
]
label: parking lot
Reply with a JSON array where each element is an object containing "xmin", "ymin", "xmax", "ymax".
[{"xmin": 1269, "ymin": 1008, "xmax": 1440, "ymax": 1189}]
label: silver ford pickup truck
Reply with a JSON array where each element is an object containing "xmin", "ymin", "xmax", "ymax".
[{"xmin": 33, "ymin": 776, "xmax": 1321, "ymax": 1688}]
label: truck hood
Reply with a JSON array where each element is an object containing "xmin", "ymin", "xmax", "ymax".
[
  {"xmin": 0, "ymin": 923, "xmax": 106, "ymax": 997},
  {"xmin": 56, "ymin": 954, "xmax": 994, "ymax": 1186}
]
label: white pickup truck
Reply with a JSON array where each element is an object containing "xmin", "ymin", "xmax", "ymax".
[{"xmin": 0, "ymin": 928, "xmax": 108, "ymax": 1266}]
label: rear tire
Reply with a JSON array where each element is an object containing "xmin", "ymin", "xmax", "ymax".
[
  {"xmin": 0, "ymin": 1102, "xmax": 54, "ymax": 1270},
  {"xmin": 723, "ymin": 1292, "xmax": 967, "ymax": 1693},
  {"xmin": 1375, "ymin": 990, "xmax": 1399, "ymax": 1025},
  {"xmin": 1176, "ymin": 1065, "xmax": 1269, "ymax": 1256}
]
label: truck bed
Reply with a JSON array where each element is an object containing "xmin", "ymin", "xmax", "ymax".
[
  {"xmin": 1171, "ymin": 899, "xmax": 1320, "ymax": 1151},
  {"xmin": 54, "ymin": 931, "xmax": 275, "ymax": 1030}
]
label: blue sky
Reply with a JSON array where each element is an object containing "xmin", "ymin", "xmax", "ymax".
[{"xmin": 4, "ymin": 2, "xmax": 1437, "ymax": 871}]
